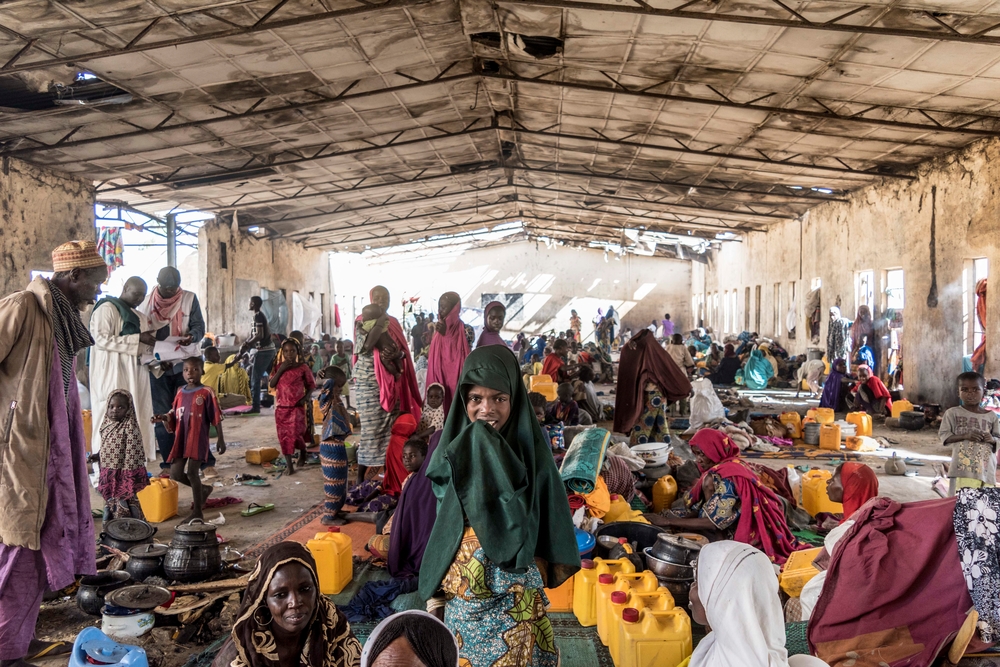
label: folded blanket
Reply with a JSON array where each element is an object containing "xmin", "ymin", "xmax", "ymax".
[{"xmin": 560, "ymin": 427, "xmax": 611, "ymax": 494}]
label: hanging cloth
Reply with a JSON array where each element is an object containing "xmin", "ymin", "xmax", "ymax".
[
  {"xmin": 96, "ymin": 227, "xmax": 124, "ymax": 270},
  {"xmin": 973, "ymin": 279, "xmax": 988, "ymax": 371}
]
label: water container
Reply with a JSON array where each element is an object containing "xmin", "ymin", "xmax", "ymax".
[
  {"xmin": 778, "ymin": 547, "xmax": 823, "ymax": 597},
  {"xmin": 312, "ymin": 399, "xmax": 324, "ymax": 425},
  {"xmin": 805, "ymin": 408, "xmax": 818, "ymax": 421},
  {"xmin": 785, "ymin": 465, "xmax": 802, "ymax": 505},
  {"xmin": 533, "ymin": 382, "xmax": 559, "ymax": 402},
  {"xmin": 819, "ymin": 423, "xmax": 841, "ymax": 451},
  {"xmin": 618, "ymin": 607, "xmax": 693, "ymax": 667},
  {"xmin": 605, "ymin": 494, "xmax": 634, "ymax": 523},
  {"xmin": 814, "ymin": 408, "xmax": 835, "ymax": 424},
  {"xmin": 608, "ymin": 590, "xmax": 631, "ymax": 657},
  {"xmin": 544, "ymin": 573, "xmax": 575, "ymax": 612},
  {"xmin": 82, "ymin": 409, "xmax": 93, "ymax": 454},
  {"xmin": 801, "ymin": 469, "xmax": 843, "ymax": 516},
  {"xmin": 834, "ymin": 420, "xmax": 856, "ymax": 439},
  {"xmin": 609, "ymin": 588, "xmax": 676, "ymax": 664},
  {"xmin": 892, "ymin": 399, "xmax": 914, "ymax": 419},
  {"xmin": 136, "ymin": 478, "xmax": 178, "ymax": 523},
  {"xmin": 306, "ymin": 527, "xmax": 353, "ymax": 594},
  {"xmin": 573, "ymin": 559, "xmax": 599, "ymax": 627},
  {"xmin": 652, "ymin": 476, "xmax": 678, "ymax": 513},
  {"xmin": 600, "ymin": 572, "xmax": 660, "ymax": 649},
  {"xmin": 846, "ymin": 412, "xmax": 873, "ymax": 437},
  {"xmin": 529, "ymin": 374, "xmax": 554, "ymax": 391},
  {"xmin": 595, "ymin": 559, "xmax": 637, "ymax": 643},
  {"xmin": 803, "ymin": 422, "xmax": 821, "ymax": 446},
  {"xmin": 779, "ymin": 412, "xmax": 802, "ymax": 439}
]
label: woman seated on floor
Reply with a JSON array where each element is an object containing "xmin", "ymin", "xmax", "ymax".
[
  {"xmin": 851, "ymin": 363, "xmax": 892, "ymax": 417},
  {"xmin": 818, "ymin": 358, "xmax": 853, "ymax": 412},
  {"xmin": 690, "ymin": 541, "xmax": 827, "ymax": 667},
  {"xmin": 709, "ymin": 344, "xmax": 742, "ymax": 386},
  {"xmin": 613, "ymin": 329, "xmax": 692, "ymax": 445},
  {"xmin": 645, "ymin": 429, "xmax": 800, "ymax": 565},
  {"xmin": 212, "ymin": 541, "xmax": 361, "ymax": 667}
]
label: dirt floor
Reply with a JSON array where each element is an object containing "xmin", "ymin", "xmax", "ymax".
[{"xmin": 34, "ymin": 384, "xmax": 944, "ymax": 665}]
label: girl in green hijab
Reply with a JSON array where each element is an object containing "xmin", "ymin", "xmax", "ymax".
[{"xmin": 419, "ymin": 345, "xmax": 580, "ymax": 667}]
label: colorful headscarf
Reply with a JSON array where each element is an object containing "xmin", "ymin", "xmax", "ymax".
[
  {"xmin": 688, "ymin": 429, "xmax": 799, "ymax": 564},
  {"xmin": 425, "ymin": 293, "xmax": 470, "ymax": 414},
  {"xmin": 230, "ymin": 542, "xmax": 361, "ymax": 667}
]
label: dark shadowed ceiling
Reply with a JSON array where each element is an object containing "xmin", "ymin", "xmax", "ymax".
[{"xmin": 3, "ymin": 0, "xmax": 1000, "ymax": 251}]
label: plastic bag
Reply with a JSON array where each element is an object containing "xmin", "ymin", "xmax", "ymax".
[{"xmin": 689, "ymin": 378, "xmax": 726, "ymax": 430}]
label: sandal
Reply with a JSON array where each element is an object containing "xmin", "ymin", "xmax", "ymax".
[
  {"xmin": 28, "ymin": 641, "xmax": 72, "ymax": 660},
  {"xmin": 240, "ymin": 480, "xmax": 271, "ymax": 487},
  {"xmin": 241, "ymin": 502, "xmax": 275, "ymax": 517}
]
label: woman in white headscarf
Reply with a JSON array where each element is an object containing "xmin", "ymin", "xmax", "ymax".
[{"xmin": 689, "ymin": 541, "xmax": 827, "ymax": 667}]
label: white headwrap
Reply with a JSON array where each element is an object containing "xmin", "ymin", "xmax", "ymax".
[{"xmin": 690, "ymin": 541, "xmax": 826, "ymax": 667}]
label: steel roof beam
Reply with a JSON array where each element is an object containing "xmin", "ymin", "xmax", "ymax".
[
  {"xmin": 508, "ymin": 127, "xmax": 914, "ymax": 181},
  {"xmin": 483, "ymin": 69, "xmax": 1000, "ymax": 137},
  {"xmin": 0, "ymin": 0, "xmax": 430, "ymax": 76},
  {"xmin": 239, "ymin": 181, "xmax": 785, "ymax": 234},
  {"xmin": 1, "ymin": 67, "xmax": 476, "ymax": 158},
  {"xmin": 500, "ymin": 0, "xmax": 1000, "ymax": 47}
]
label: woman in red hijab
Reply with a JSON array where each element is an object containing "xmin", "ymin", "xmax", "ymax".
[
  {"xmin": 826, "ymin": 462, "xmax": 879, "ymax": 522},
  {"xmin": 646, "ymin": 428, "xmax": 800, "ymax": 564}
]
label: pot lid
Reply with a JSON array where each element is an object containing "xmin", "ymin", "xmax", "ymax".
[
  {"xmin": 655, "ymin": 534, "xmax": 704, "ymax": 552},
  {"xmin": 106, "ymin": 584, "xmax": 172, "ymax": 611},
  {"xmin": 174, "ymin": 518, "xmax": 218, "ymax": 535},
  {"xmin": 128, "ymin": 543, "xmax": 169, "ymax": 558},
  {"xmin": 104, "ymin": 518, "xmax": 155, "ymax": 542},
  {"xmin": 82, "ymin": 640, "xmax": 130, "ymax": 664}
]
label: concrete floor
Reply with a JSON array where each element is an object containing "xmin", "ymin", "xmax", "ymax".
[{"xmin": 34, "ymin": 385, "xmax": 946, "ymax": 663}]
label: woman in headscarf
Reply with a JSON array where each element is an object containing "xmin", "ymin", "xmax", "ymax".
[
  {"xmin": 419, "ymin": 346, "xmax": 580, "ymax": 667},
  {"xmin": 818, "ymin": 358, "xmax": 852, "ymax": 411},
  {"xmin": 709, "ymin": 344, "xmax": 742, "ymax": 386},
  {"xmin": 426, "ymin": 292, "xmax": 472, "ymax": 415},
  {"xmin": 647, "ymin": 429, "xmax": 800, "ymax": 564},
  {"xmin": 613, "ymin": 329, "xmax": 692, "ymax": 445},
  {"xmin": 354, "ymin": 286, "xmax": 422, "ymax": 487},
  {"xmin": 826, "ymin": 462, "xmax": 878, "ymax": 523},
  {"xmin": 850, "ymin": 364, "xmax": 892, "ymax": 416},
  {"xmin": 360, "ymin": 610, "xmax": 458, "ymax": 667},
  {"xmin": 211, "ymin": 542, "xmax": 361, "ymax": 667},
  {"xmin": 689, "ymin": 541, "xmax": 826, "ymax": 667},
  {"xmin": 758, "ymin": 343, "xmax": 779, "ymax": 378},
  {"xmin": 477, "ymin": 301, "xmax": 509, "ymax": 349},
  {"xmin": 743, "ymin": 346, "xmax": 775, "ymax": 390},
  {"xmin": 851, "ymin": 305, "xmax": 874, "ymax": 359}
]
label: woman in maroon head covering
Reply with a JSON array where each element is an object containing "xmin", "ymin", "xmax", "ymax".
[{"xmin": 613, "ymin": 329, "xmax": 692, "ymax": 444}]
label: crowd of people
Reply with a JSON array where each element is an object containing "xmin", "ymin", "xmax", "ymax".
[{"xmin": 4, "ymin": 241, "xmax": 1000, "ymax": 667}]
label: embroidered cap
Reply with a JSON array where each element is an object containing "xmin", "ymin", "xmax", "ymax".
[{"xmin": 52, "ymin": 240, "xmax": 107, "ymax": 272}]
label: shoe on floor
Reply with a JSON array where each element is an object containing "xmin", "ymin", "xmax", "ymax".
[{"xmin": 202, "ymin": 466, "xmax": 219, "ymax": 479}]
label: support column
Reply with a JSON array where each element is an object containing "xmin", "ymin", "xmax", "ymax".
[{"xmin": 165, "ymin": 213, "xmax": 177, "ymax": 268}]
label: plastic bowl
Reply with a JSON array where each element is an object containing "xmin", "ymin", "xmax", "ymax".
[{"xmin": 631, "ymin": 442, "xmax": 671, "ymax": 461}]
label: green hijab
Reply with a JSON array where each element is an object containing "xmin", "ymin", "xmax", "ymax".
[{"xmin": 418, "ymin": 345, "xmax": 581, "ymax": 600}]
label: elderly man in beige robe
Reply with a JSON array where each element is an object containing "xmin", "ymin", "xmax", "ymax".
[{"xmin": 89, "ymin": 277, "xmax": 158, "ymax": 460}]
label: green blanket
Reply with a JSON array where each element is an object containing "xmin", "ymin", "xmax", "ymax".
[{"xmin": 560, "ymin": 427, "xmax": 610, "ymax": 494}]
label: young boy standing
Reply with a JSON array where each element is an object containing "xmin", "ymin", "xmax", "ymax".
[
  {"xmin": 153, "ymin": 357, "xmax": 225, "ymax": 520},
  {"xmin": 940, "ymin": 371, "xmax": 1000, "ymax": 495},
  {"xmin": 269, "ymin": 338, "xmax": 315, "ymax": 476}
]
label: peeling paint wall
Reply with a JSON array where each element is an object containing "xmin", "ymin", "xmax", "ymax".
[
  {"xmin": 198, "ymin": 221, "xmax": 333, "ymax": 339},
  {"xmin": 332, "ymin": 242, "xmax": 692, "ymax": 340},
  {"xmin": 0, "ymin": 157, "xmax": 94, "ymax": 296},
  {"xmin": 698, "ymin": 137, "xmax": 1000, "ymax": 406}
]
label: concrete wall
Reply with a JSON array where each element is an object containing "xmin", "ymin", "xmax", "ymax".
[
  {"xmin": 0, "ymin": 157, "xmax": 94, "ymax": 296},
  {"xmin": 199, "ymin": 220, "xmax": 334, "ymax": 340},
  {"xmin": 331, "ymin": 241, "xmax": 692, "ymax": 341},
  {"xmin": 697, "ymin": 137, "xmax": 1000, "ymax": 406}
]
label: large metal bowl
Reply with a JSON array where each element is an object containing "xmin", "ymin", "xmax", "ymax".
[
  {"xmin": 649, "ymin": 533, "xmax": 704, "ymax": 564},
  {"xmin": 644, "ymin": 548, "xmax": 695, "ymax": 580}
]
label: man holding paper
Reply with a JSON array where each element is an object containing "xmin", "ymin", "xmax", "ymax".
[
  {"xmin": 142, "ymin": 267, "xmax": 206, "ymax": 469},
  {"xmin": 89, "ymin": 276, "xmax": 158, "ymax": 460}
]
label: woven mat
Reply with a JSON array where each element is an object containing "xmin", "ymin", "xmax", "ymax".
[
  {"xmin": 741, "ymin": 446, "xmax": 878, "ymax": 462},
  {"xmin": 243, "ymin": 502, "xmax": 376, "ymax": 560}
]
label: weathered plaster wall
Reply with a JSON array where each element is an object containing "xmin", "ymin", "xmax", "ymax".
[
  {"xmin": 698, "ymin": 137, "xmax": 1000, "ymax": 406},
  {"xmin": 332, "ymin": 242, "xmax": 692, "ymax": 341},
  {"xmin": 0, "ymin": 157, "xmax": 94, "ymax": 296},
  {"xmin": 199, "ymin": 221, "xmax": 334, "ymax": 339}
]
